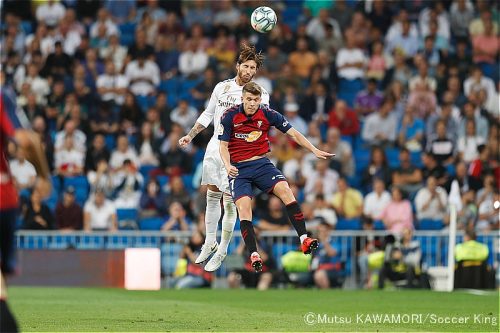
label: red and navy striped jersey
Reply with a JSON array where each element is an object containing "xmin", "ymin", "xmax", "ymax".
[{"xmin": 218, "ymin": 104, "xmax": 292, "ymax": 163}]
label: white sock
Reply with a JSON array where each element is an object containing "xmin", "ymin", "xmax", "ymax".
[
  {"xmin": 299, "ymin": 234, "xmax": 307, "ymax": 244},
  {"xmin": 205, "ymin": 189, "xmax": 222, "ymax": 244},
  {"xmin": 219, "ymin": 194, "xmax": 237, "ymax": 253}
]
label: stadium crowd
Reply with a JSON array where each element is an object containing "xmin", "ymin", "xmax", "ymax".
[{"xmin": 1, "ymin": 0, "xmax": 499, "ymax": 287}]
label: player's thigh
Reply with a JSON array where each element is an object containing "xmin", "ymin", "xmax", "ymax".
[
  {"xmin": 271, "ymin": 181, "xmax": 296, "ymax": 205},
  {"xmin": 252, "ymin": 160, "xmax": 287, "ymax": 194}
]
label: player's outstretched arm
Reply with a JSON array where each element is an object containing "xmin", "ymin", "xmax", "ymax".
[
  {"xmin": 178, "ymin": 122, "xmax": 206, "ymax": 147},
  {"xmin": 285, "ymin": 128, "xmax": 335, "ymax": 160},
  {"xmin": 219, "ymin": 141, "xmax": 238, "ymax": 177}
]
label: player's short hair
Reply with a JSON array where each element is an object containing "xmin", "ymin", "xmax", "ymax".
[
  {"xmin": 242, "ymin": 82, "xmax": 262, "ymax": 96},
  {"xmin": 237, "ymin": 43, "xmax": 264, "ymax": 69}
]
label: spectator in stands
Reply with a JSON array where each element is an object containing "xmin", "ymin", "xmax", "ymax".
[
  {"xmin": 90, "ymin": 8, "xmax": 118, "ymax": 40},
  {"xmin": 366, "ymin": 41, "xmax": 388, "ymax": 81},
  {"xmin": 182, "ymin": 1, "xmax": 213, "ymax": 31},
  {"xmin": 476, "ymin": 191, "xmax": 500, "ymax": 231},
  {"xmin": 306, "ymin": 8, "xmax": 342, "ymax": 42},
  {"xmin": 170, "ymin": 99, "xmax": 198, "ymax": 134},
  {"xmin": 362, "ymin": 98, "xmax": 398, "ymax": 147},
  {"xmin": 55, "ymin": 119, "xmax": 86, "ymax": 154},
  {"xmin": 89, "ymin": 102, "xmax": 120, "ymax": 138},
  {"xmin": 445, "ymin": 189, "xmax": 477, "ymax": 230},
  {"xmin": 18, "ymin": 64, "xmax": 50, "ymax": 105},
  {"xmin": 139, "ymin": 178, "xmax": 166, "ymax": 218},
  {"xmin": 301, "ymin": 81, "xmax": 333, "ymax": 123},
  {"xmin": 313, "ymin": 222, "xmax": 344, "ymax": 289},
  {"xmin": 104, "ymin": 0, "xmax": 136, "ymax": 24},
  {"xmin": 457, "ymin": 119, "xmax": 485, "ymax": 163},
  {"xmin": 415, "ymin": 176, "xmax": 448, "ymax": 222},
  {"xmin": 288, "ymin": 37, "xmax": 318, "ymax": 80},
  {"xmin": 213, "ymin": 0, "xmax": 241, "ymax": 28},
  {"xmin": 87, "ymin": 158, "xmax": 114, "ymax": 198},
  {"xmin": 304, "ymin": 159, "xmax": 339, "ymax": 202},
  {"xmin": 36, "ymin": 0, "xmax": 66, "ymax": 27},
  {"xmin": 469, "ymin": 8, "xmax": 499, "ymax": 37},
  {"xmin": 97, "ymin": 60, "xmax": 129, "ymax": 107},
  {"xmin": 336, "ymin": 29, "xmax": 367, "ymax": 105},
  {"xmin": 386, "ymin": 20, "xmax": 419, "ymax": 59},
  {"xmin": 84, "ymin": 134, "xmax": 110, "ymax": 172},
  {"xmin": 331, "ymin": 177, "xmax": 363, "ymax": 220},
  {"xmin": 450, "ymin": 0, "xmax": 475, "ymax": 39},
  {"xmin": 43, "ymin": 41, "xmax": 72, "ymax": 79},
  {"xmin": 9, "ymin": 147, "xmax": 37, "ymax": 192},
  {"xmin": 161, "ymin": 201, "xmax": 190, "ymax": 231},
  {"xmin": 426, "ymin": 120, "xmax": 456, "ymax": 166},
  {"xmin": 392, "ymin": 148, "xmax": 424, "ymax": 195},
  {"xmin": 55, "ymin": 186, "xmax": 83, "ymax": 230},
  {"xmin": 327, "ymin": 99, "xmax": 360, "ymax": 137},
  {"xmin": 257, "ymin": 195, "xmax": 291, "ymax": 231},
  {"xmin": 83, "ymin": 188, "xmax": 117, "ymax": 231},
  {"xmin": 159, "ymin": 131, "xmax": 191, "ymax": 176},
  {"xmin": 426, "ymin": 102, "xmax": 459, "ymax": 145},
  {"xmin": 378, "ymin": 186, "xmax": 413, "ymax": 233},
  {"xmin": 164, "ymin": 176, "xmax": 191, "ymax": 212},
  {"xmin": 114, "ymin": 159, "xmax": 143, "ymax": 209},
  {"xmin": 458, "ymin": 101, "xmax": 489, "ymax": 142},
  {"xmin": 190, "ymin": 67, "xmax": 217, "ymax": 108},
  {"xmin": 463, "ymin": 67, "xmax": 496, "ymax": 104},
  {"xmin": 361, "ymin": 146, "xmax": 392, "ymax": 191},
  {"xmin": 312, "ymin": 194, "xmax": 338, "ymax": 228},
  {"xmin": 136, "ymin": 122, "xmax": 160, "ymax": 166},
  {"xmin": 397, "ymin": 106, "xmax": 424, "ymax": 152},
  {"xmin": 421, "ymin": 152, "xmax": 448, "ymax": 187},
  {"xmin": 354, "ymin": 78, "xmax": 384, "ymax": 119},
  {"xmin": 178, "ymin": 39, "xmax": 209, "ymax": 78},
  {"xmin": 227, "ymin": 227, "xmax": 275, "ymax": 290},
  {"xmin": 119, "ymin": 92, "xmax": 143, "ymax": 133},
  {"xmin": 21, "ymin": 189, "xmax": 55, "ymax": 230},
  {"xmin": 171, "ymin": 230, "xmax": 212, "ymax": 289},
  {"xmin": 109, "ymin": 134, "xmax": 140, "ymax": 171},
  {"xmin": 325, "ymin": 127, "xmax": 354, "ymax": 177},
  {"xmin": 283, "ymin": 102, "xmax": 307, "ymax": 135},
  {"xmin": 54, "ymin": 136, "xmax": 84, "ymax": 177},
  {"xmin": 100, "ymin": 33, "xmax": 127, "ymax": 73},
  {"xmin": 363, "ymin": 178, "xmax": 391, "ymax": 223},
  {"xmin": 125, "ymin": 50, "xmax": 160, "ymax": 96}
]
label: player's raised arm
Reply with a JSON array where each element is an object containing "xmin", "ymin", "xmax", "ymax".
[
  {"xmin": 285, "ymin": 127, "xmax": 335, "ymax": 160},
  {"xmin": 178, "ymin": 83, "xmax": 221, "ymax": 147}
]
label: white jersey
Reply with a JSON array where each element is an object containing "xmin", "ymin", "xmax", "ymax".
[
  {"xmin": 197, "ymin": 77, "xmax": 269, "ymax": 191},
  {"xmin": 196, "ymin": 77, "xmax": 270, "ymax": 143}
]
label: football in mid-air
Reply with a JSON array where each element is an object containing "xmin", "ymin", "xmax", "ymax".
[{"xmin": 251, "ymin": 6, "xmax": 277, "ymax": 33}]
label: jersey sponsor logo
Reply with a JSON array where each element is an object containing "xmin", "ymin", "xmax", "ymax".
[
  {"xmin": 217, "ymin": 100, "xmax": 237, "ymax": 108},
  {"xmin": 235, "ymin": 131, "xmax": 262, "ymax": 142},
  {"xmin": 282, "ymin": 120, "xmax": 289, "ymax": 127},
  {"xmin": 271, "ymin": 175, "xmax": 286, "ymax": 180}
]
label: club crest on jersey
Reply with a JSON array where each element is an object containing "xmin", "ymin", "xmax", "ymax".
[
  {"xmin": 257, "ymin": 120, "xmax": 262, "ymax": 128},
  {"xmin": 235, "ymin": 131, "xmax": 262, "ymax": 142},
  {"xmin": 223, "ymin": 84, "xmax": 230, "ymax": 93}
]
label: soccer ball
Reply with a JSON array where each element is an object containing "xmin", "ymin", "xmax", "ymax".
[{"xmin": 251, "ymin": 6, "xmax": 277, "ymax": 33}]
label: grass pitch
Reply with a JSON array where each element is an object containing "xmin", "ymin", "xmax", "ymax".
[{"xmin": 8, "ymin": 287, "xmax": 499, "ymax": 332}]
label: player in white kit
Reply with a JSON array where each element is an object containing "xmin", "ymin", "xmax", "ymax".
[{"xmin": 178, "ymin": 44, "xmax": 269, "ymax": 271}]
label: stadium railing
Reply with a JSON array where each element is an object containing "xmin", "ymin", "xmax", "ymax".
[{"xmin": 16, "ymin": 230, "xmax": 499, "ymax": 288}]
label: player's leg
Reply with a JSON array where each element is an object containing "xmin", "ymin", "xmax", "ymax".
[
  {"xmin": 195, "ymin": 184, "xmax": 222, "ymax": 264},
  {"xmin": 272, "ymin": 181, "xmax": 319, "ymax": 254},
  {"xmin": 234, "ymin": 196, "xmax": 262, "ymax": 272},
  {"xmin": 204, "ymin": 191, "xmax": 236, "ymax": 271}
]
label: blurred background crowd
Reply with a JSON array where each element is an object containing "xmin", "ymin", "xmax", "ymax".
[{"xmin": 1, "ymin": 0, "xmax": 498, "ymax": 239}]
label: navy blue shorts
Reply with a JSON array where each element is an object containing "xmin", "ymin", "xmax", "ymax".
[{"xmin": 229, "ymin": 158, "xmax": 287, "ymax": 202}]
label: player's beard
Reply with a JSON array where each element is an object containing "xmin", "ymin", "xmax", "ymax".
[{"xmin": 237, "ymin": 71, "xmax": 254, "ymax": 85}]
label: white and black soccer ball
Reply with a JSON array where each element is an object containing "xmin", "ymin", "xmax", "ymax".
[{"xmin": 251, "ymin": 6, "xmax": 277, "ymax": 33}]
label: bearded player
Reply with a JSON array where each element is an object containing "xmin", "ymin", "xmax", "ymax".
[
  {"xmin": 178, "ymin": 44, "xmax": 269, "ymax": 271},
  {"xmin": 218, "ymin": 82, "xmax": 334, "ymax": 271}
]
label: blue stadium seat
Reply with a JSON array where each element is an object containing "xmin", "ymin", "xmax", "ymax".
[
  {"xmin": 118, "ymin": 22, "xmax": 136, "ymax": 35},
  {"xmin": 417, "ymin": 219, "xmax": 444, "ymax": 230},
  {"xmin": 139, "ymin": 165, "xmax": 159, "ymax": 182},
  {"xmin": 410, "ymin": 151, "xmax": 423, "ymax": 167},
  {"xmin": 105, "ymin": 134, "xmax": 116, "ymax": 150},
  {"xmin": 21, "ymin": 21, "xmax": 33, "ymax": 34},
  {"xmin": 139, "ymin": 217, "xmax": 165, "ymax": 230},
  {"xmin": 373, "ymin": 220, "xmax": 385, "ymax": 230},
  {"xmin": 181, "ymin": 174, "xmax": 195, "ymax": 194},
  {"xmin": 116, "ymin": 208, "xmax": 138, "ymax": 222},
  {"xmin": 157, "ymin": 175, "xmax": 170, "ymax": 188},
  {"xmin": 336, "ymin": 218, "xmax": 362, "ymax": 230},
  {"xmin": 63, "ymin": 176, "xmax": 89, "ymax": 206},
  {"xmin": 119, "ymin": 33, "xmax": 135, "ymax": 47},
  {"xmin": 385, "ymin": 148, "xmax": 400, "ymax": 168},
  {"xmin": 354, "ymin": 148, "xmax": 371, "ymax": 173}
]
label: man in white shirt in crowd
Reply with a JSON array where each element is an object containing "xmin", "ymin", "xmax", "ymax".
[
  {"xmin": 109, "ymin": 134, "xmax": 140, "ymax": 171},
  {"xmin": 83, "ymin": 188, "xmax": 117, "ymax": 231},
  {"xmin": 54, "ymin": 136, "xmax": 85, "ymax": 177},
  {"xmin": 9, "ymin": 148, "xmax": 37, "ymax": 191},
  {"xmin": 362, "ymin": 98, "xmax": 398, "ymax": 146},
  {"xmin": 178, "ymin": 39, "xmax": 209, "ymax": 78},
  {"xmin": 36, "ymin": 0, "xmax": 66, "ymax": 27},
  {"xmin": 125, "ymin": 51, "xmax": 160, "ymax": 96},
  {"xmin": 414, "ymin": 176, "xmax": 448, "ymax": 221},
  {"xmin": 283, "ymin": 102, "xmax": 308, "ymax": 135},
  {"xmin": 170, "ymin": 99, "xmax": 199, "ymax": 134},
  {"xmin": 304, "ymin": 159, "xmax": 339, "ymax": 202},
  {"xmin": 54, "ymin": 119, "xmax": 86, "ymax": 153},
  {"xmin": 363, "ymin": 178, "xmax": 391, "ymax": 221},
  {"xmin": 97, "ymin": 60, "xmax": 129, "ymax": 106}
]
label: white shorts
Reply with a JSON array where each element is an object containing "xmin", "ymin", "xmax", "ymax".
[{"xmin": 200, "ymin": 139, "xmax": 230, "ymax": 193}]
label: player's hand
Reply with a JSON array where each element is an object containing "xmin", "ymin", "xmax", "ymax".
[
  {"xmin": 313, "ymin": 148, "xmax": 335, "ymax": 160},
  {"xmin": 226, "ymin": 165, "xmax": 239, "ymax": 178},
  {"xmin": 178, "ymin": 135, "xmax": 192, "ymax": 147}
]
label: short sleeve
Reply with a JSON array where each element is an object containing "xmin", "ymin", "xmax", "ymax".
[
  {"xmin": 265, "ymin": 108, "xmax": 292, "ymax": 133},
  {"xmin": 218, "ymin": 111, "xmax": 233, "ymax": 142}
]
